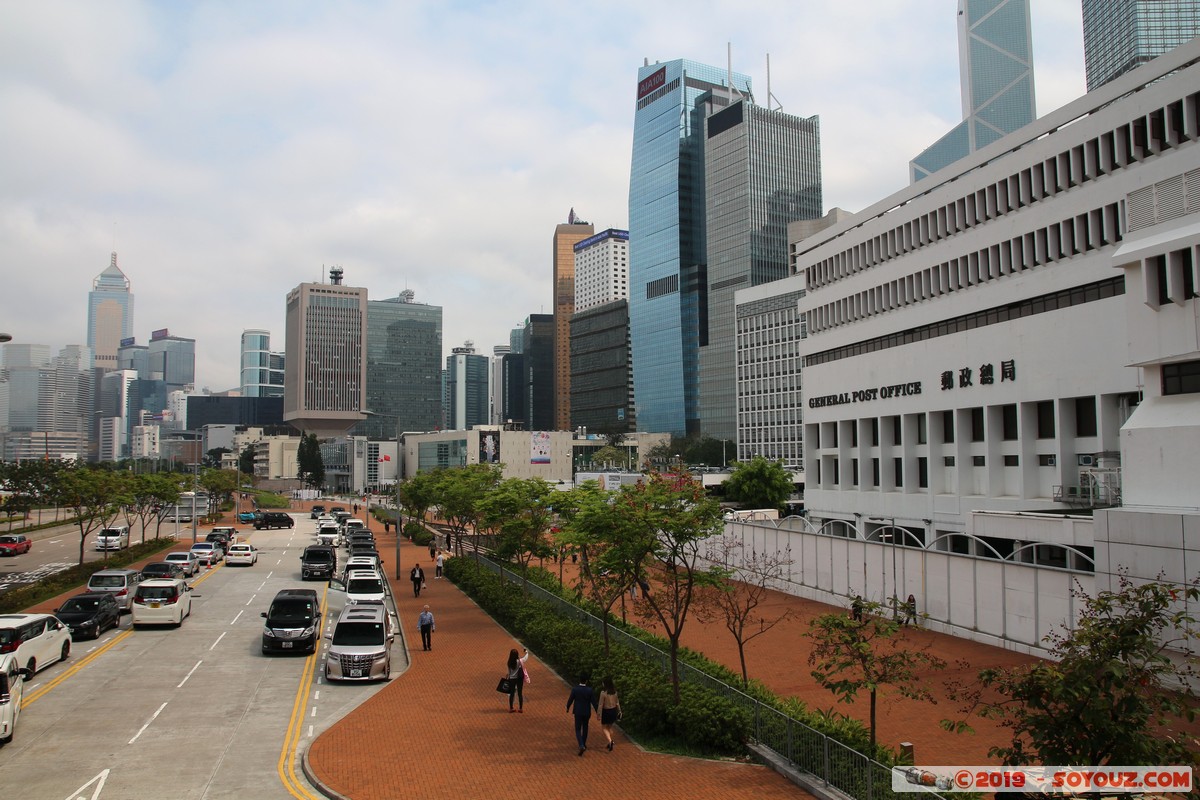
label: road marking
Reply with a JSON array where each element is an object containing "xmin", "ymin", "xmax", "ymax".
[
  {"xmin": 307, "ymin": 725, "xmax": 313, "ymax": 738},
  {"xmin": 62, "ymin": 768, "xmax": 109, "ymax": 800},
  {"xmin": 23, "ymin": 629, "xmax": 133, "ymax": 707},
  {"xmin": 178, "ymin": 660, "xmax": 203, "ymax": 688},
  {"xmin": 231, "ymin": 610, "xmax": 243, "ymax": 624},
  {"xmin": 257, "ymin": 579, "xmax": 268, "ymax": 590},
  {"xmin": 209, "ymin": 632, "xmax": 226, "ymax": 650},
  {"xmin": 128, "ymin": 701, "xmax": 168, "ymax": 744},
  {"xmin": 245, "ymin": 595, "xmax": 256, "ymax": 606},
  {"xmin": 310, "ymin": 706, "xmax": 316, "ymax": 718},
  {"xmin": 276, "ymin": 585, "xmax": 328, "ymax": 800},
  {"xmin": 313, "ymin": 690, "xmax": 320, "ymax": 700}
]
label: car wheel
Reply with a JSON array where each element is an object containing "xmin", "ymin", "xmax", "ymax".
[
  {"xmin": 61, "ymin": 641, "xmax": 70, "ymax": 662},
  {"xmin": 25, "ymin": 658, "xmax": 35, "ymax": 674}
]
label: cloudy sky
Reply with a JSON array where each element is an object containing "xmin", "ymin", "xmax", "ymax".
[{"xmin": 0, "ymin": 1, "xmax": 1086, "ymax": 392}]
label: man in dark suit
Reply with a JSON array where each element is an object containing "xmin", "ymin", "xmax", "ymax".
[{"xmin": 565, "ymin": 675, "xmax": 598, "ymax": 756}]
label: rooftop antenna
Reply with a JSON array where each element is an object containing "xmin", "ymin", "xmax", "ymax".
[
  {"xmin": 727, "ymin": 42, "xmax": 743, "ymax": 101},
  {"xmin": 767, "ymin": 52, "xmax": 782, "ymax": 111}
]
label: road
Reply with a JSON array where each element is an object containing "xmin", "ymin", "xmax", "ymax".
[{"xmin": 0, "ymin": 513, "xmax": 403, "ymax": 799}]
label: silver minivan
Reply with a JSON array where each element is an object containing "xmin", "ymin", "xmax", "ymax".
[
  {"xmin": 95, "ymin": 526, "xmax": 130, "ymax": 551},
  {"xmin": 86, "ymin": 569, "xmax": 142, "ymax": 611},
  {"xmin": 323, "ymin": 602, "xmax": 393, "ymax": 682}
]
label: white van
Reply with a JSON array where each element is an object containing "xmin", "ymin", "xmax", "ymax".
[
  {"xmin": 0, "ymin": 653, "xmax": 32, "ymax": 745},
  {"xmin": 95, "ymin": 526, "xmax": 130, "ymax": 551}
]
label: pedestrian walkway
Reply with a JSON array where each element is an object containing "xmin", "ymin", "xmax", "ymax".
[{"xmin": 304, "ymin": 533, "xmax": 809, "ymax": 800}]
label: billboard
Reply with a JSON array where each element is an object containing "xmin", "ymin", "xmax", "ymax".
[
  {"xmin": 479, "ymin": 430, "xmax": 500, "ymax": 464},
  {"xmin": 530, "ymin": 431, "xmax": 551, "ymax": 465}
]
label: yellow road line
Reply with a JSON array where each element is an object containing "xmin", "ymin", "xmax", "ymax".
[
  {"xmin": 276, "ymin": 585, "xmax": 327, "ymax": 800},
  {"xmin": 22, "ymin": 629, "xmax": 134, "ymax": 707}
]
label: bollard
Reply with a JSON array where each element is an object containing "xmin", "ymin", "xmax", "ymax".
[{"xmin": 899, "ymin": 741, "xmax": 914, "ymax": 763}]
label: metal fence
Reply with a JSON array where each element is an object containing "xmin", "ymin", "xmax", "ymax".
[{"xmin": 473, "ymin": 555, "xmax": 947, "ymax": 800}]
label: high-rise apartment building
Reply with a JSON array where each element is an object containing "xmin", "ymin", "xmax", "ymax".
[
  {"xmin": 699, "ymin": 99, "xmax": 823, "ymax": 441},
  {"xmin": 356, "ymin": 289, "xmax": 443, "ymax": 439},
  {"xmin": 553, "ymin": 215, "xmax": 595, "ymax": 430},
  {"xmin": 910, "ymin": 0, "xmax": 1036, "ymax": 182},
  {"xmin": 1082, "ymin": 0, "xmax": 1200, "ymax": 90},
  {"xmin": 0, "ymin": 344, "xmax": 93, "ymax": 461},
  {"xmin": 570, "ymin": 228, "xmax": 634, "ymax": 432},
  {"xmin": 283, "ymin": 267, "xmax": 368, "ymax": 437},
  {"xmin": 445, "ymin": 342, "xmax": 490, "ymax": 431},
  {"xmin": 86, "ymin": 252, "xmax": 134, "ymax": 372},
  {"xmin": 574, "ymin": 229, "xmax": 630, "ymax": 313},
  {"xmin": 629, "ymin": 58, "xmax": 752, "ymax": 436},
  {"xmin": 241, "ymin": 329, "xmax": 285, "ymax": 398}
]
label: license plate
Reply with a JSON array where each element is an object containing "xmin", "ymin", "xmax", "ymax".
[
  {"xmin": 349, "ymin": 669, "xmax": 363, "ymax": 678},
  {"xmin": 281, "ymin": 641, "xmax": 293, "ymax": 648},
  {"xmin": 150, "ymin": 602, "xmax": 161, "ymax": 609}
]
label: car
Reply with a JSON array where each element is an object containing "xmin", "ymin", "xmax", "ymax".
[
  {"xmin": 225, "ymin": 543, "xmax": 258, "ymax": 566},
  {"xmin": 331, "ymin": 570, "xmax": 387, "ymax": 605},
  {"xmin": 190, "ymin": 542, "xmax": 223, "ymax": 566},
  {"xmin": 208, "ymin": 526, "xmax": 239, "ymax": 546},
  {"xmin": 341, "ymin": 555, "xmax": 382, "ymax": 582},
  {"xmin": 0, "ymin": 614, "xmax": 71, "ymax": 675},
  {"xmin": 0, "ymin": 535, "xmax": 31, "ymax": 557},
  {"xmin": 254, "ymin": 512, "xmax": 294, "ymax": 530},
  {"xmin": 86, "ymin": 569, "xmax": 142, "ymax": 611},
  {"xmin": 310, "ymin": 505, "xmax": 327, "ymax": 520},
  {"xmin": 0, "ymin": 653, "xmax": 32, "ymax": 745},
  {"xmin": 131, "ymin": 579, "xmax": 193, "ymax": 627},
  {"xmin": 261, "ymin": 589, "xmax": 321, "ymax": 654},
  {"xmin": 139, "ymin": 561, "xmax": 184, "ymax": 580},
  {"xmin": 163, "ymin": 551, "xmax": 200, "ymax": 577},
  {"xmin": 94, "ymin": 525, "xmax": 130, "ymax": 551},
  {"xmin": 316, "ymin": 524, "xmax": 341, "ymax": 547},
  {"xmin": 237, "ymin": 511, "xmax": 259, "ymax": 524},
  {"xmin": 300, "ymin": 545, "xmax": 337, "ymax": 580},
  {"xmin": 329, "ymin": 506, "xmax": 346, "ymax": 515},
  {"xmin": 53, "ymin": 592, "xmax": 121, "ymax": 640},
  {"xmin": 323, "ymin": 602, "xmax": 393, "ymax": 682}
]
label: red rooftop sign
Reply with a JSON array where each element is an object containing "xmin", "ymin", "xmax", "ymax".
[{"xmin": 637, "ymin": 67, "xmax": 666, "ymax": 99}]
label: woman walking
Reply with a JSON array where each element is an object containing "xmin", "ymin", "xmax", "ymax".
[
  {"xmin": 597, "ymin": 677, "xmax": 621, "ymax": 750},
  {"xmin": 506, "ymin": 647, "xmax": 531, "ymax": 713}
]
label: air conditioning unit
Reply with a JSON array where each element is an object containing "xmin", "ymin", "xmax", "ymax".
[{"xmin": 1077, "ymin": 454, "xmax": 1096, "ymax": 467}]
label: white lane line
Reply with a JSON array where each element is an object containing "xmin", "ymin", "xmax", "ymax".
[
  {"xmin": 313, "ymin": 690, "xmax": 320, "ymax": 700},
  {"xmin": 209, "ymin": 632, "xmax": 226, "ymax": 650},
  {"xmin": 245, "ymin": 595, "xmax": 256, "ymax": 606},
  {"xmin": 310, "ymin": 707, "xmax": 317, "ymax": 718},
  {"xmin": 307, "ymin": 725, "xmax": 313, "ymax": 738},
  {"xmin": 276, "ymin": 559, "xmax": 282, "ymax": 565},
  {"xmin": 257, "ymin": 580, "xmax": 268, "ymax": 591},
  {"xmin": 231, "ymin": 610, "xmax": 243, "ymax": 625},
  {"xmin": 264, "ymin": 571, "xmax": 273, "ymax": 580},
  {"xmin": 129, "ymin": 702, "xmax": 168, "ymax": 744},
  {"xmin": 178, "ymin": 661, "xmax": 203, "ymax": 687}
]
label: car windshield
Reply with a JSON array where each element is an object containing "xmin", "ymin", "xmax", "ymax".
[
  {"xmin": 138, "ymin": 586, "xmax": 178, "ymax": 600},
  {"xmin": 192, "ymin": 544, "xmax": 213, "ymax": 551},
  {"xmin": 89, "ymin": 575, "xmax": 125, "ymax": 587},
  {"xmin": 347, "ymin": 578, "xmax": 383, "ymax": 595},
  {"xmin": 304, "ymin": 550, "xmax": 333, "ymax": 562},
  {"xmin": 61, "ymin": 598, "xmax": 102, "ymax": 612},
  {"xmin": 269, "ymin": 600, "xmax": 314, "ymax": 620},
  {"xmin": 331, "ymin": 621, "xmax": 384, "ymax": 646},
  {"xmin": 0, "ymin": 536, "xmax": 20, "ymax": 544},
  {"xmin": 100, "ymin": 529, "xmax": 122, "ymax": 536},
  {"xmin": 165, "ymin": 554, "xmax": 189, "ymax": 561}
]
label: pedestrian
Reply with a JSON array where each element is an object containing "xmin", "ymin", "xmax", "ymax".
[
  {"xmin": 418, "ymin": 604, "xmax": 435, "ymax": 651},
  {"xmin": 429, "ymin": 541, "xmax": 437, "ymax": 560},
  {"xmin": 410, "ymin": 563, "xmax": 425, "ymax": 597},
  {"xmin": 383, "ymin": 519, "xmax": 390, "ymax": 534},
  {"xmin": 565, "ymin": 674, "xmax": 598, "ymax": 756},
  {"xmin": 435, "ymin": 551, "xmax": 445, "ymax": 579},
  {"xmin": 597, "ymin": 677, "xmax": 622, "ymax": 751},
  {"xmin": 903, "ymin": 593, "xmax": 918, "ymax": 626},
  {"xmin": 851, "ymin": 594, "xmax": 864, "ymax": 622},
  {"xmin": 505, "ymin": 646, "xmax": 531, "ymax": 713}
]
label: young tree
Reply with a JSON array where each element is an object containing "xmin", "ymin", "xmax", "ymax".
[
  {"xmin": 586, "ymin": 445, "xmax": 627, "ymax": 470},
  {"xmin": 238, "ymin": 444, "xmax": 256, "ymax": 477},
  {"xmin": 477, "ymin": 477, "xmax": 556, "ymax": 590},
  {"xmin": 199, "ymin": 468, "xmax": 238, "ymax": 513},
  {"xmin": 722, "ymin": 456, "xmax": 794, "ymax": 513},
  {"xmin": 945, "ymin": 575, "xmax": 1200, "ymax": 769},
  {"xmin": 704, "ymin": 532, "xmax": 794, "ymax": 686},
  {"xmin": 807, "ymin": 600, "xmax": 946, "ymax": 752},
  {"xmin": 397, "ymin": 469, "xmax": 439, "ymax": 526},
  {"xmin": 54, "ymin": 465, "xmax": 123, "ymax": 564},
  {"xmin": 433, "ymin": 464, "xmax": 501, "ymax": 557}
]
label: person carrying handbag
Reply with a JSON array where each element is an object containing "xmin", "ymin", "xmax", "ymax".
[{"xmin": 505, "ymin": 646, "xmax": 530, "ymax": 713}]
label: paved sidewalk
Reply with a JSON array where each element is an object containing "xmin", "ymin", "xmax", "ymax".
[{"xmin": 305, "ymin": 533, "xmax": 809, "ymax": 800}]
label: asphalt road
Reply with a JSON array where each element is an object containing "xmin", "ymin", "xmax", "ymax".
[{"xmin": 0, "ymin": 513, "xmax": 403, "ymax": 800}]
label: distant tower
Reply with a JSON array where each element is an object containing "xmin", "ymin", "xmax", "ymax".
[
  {"xmin": 1082, "ymin": 0, "xmax": 1200, "ymax": 90},
  {"xmin": 241, "ymin": 329, "xmax": 285, "ymax": 398},
  {"xmin": 87, "ymin": 252, "xmax": 134, "ymax": 371},
  {"xmin": 910, "ymin": 0, "xmax": 1036, "ymax": 182},
  {"xmin": 553, "ymin": 213, "xmax": 595, "ymax": 430},
  {"xmin": 445, "ymin": 341, "xmax": 490, "ymax": 431},
  {"xmin": 355, "ymin": 289, "xmax": 443, "ymax": 439},
  {"xmin": 283, "ymin": 267, "xmax": 368, "ymax": 437}
]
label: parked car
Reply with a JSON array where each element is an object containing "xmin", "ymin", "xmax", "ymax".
[
  {"xmin": 54, "ymin": 593, "xmax": 121, "ymax": 640},
  {"xmin": 331, "ymin": 570, "xmax": 387, "ymax": 605},
  {"xmin": 300, "ymin": 545, "xmax": 337, "ymax": 580},
  {"xmin": 316, "ymin": 524, "xmax": 341, "ymax": 547},
  {"xmin": 86, "ymin": 569, "xmax": 142, "ymax": 612},
  {"xmin": 323, "ymin": 602, "xmax": 392, "ymax": 682},
  {"xmin": 163, "ymin": 551, "xmax": 199, "ymax": 577},
  {"xmin": 0, "ymin": 614, "xmax": 71, "ymax": 674},
  {"xmin": 310, "ymin": 505, "xmax": 327, "ymax": 520},
  {"xmin": 254, "ymin": 512, "xmax": 294, "ymax": 530},
  {"xmin": 225, "ymin": 543, "xmax": 258, "ymax": 566},
  {"xmin": 261, "ymin": 589, "xmax": 321, "ymax": 654},
  {"xmin": 208, "ymin": 526, "xmax": 239, "ymax": 546},
  {"xmin": 0, "ymin": 535, "xmax": 31, "ymax": 556},
  {"xmin": 189, "ymin": 542, "xmax": 223, "ymax": 566},
  {"xmin": 0, "ymin": 653, "xmax": 32, "ymax": 745},
  {"xmin": 131, "ymin": 579, "xmax": 193, "ymax": 628},
  {"xmin": 140, "ymin": 562, "xmax": 184, "ymax": 580},
  {"xmin": 237, "ymin": 511, "xmax": 259, "ymax": 524},
  {"xmin": 94, "ymin": 525, "xmax": 130, "ymax": 551}
]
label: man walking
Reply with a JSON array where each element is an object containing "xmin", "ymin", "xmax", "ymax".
[
  {"xmin": 417, "ymin": 604, "xmax": 435, "ymax": 651},
  {"xmin": 435, "ymin": 551, "xmax": 445, "ymax": 579},
  {"xmin": 565, "ymin": 674, "xmax": 598, "ymax": 756},
  {"xmin": 410, "ymin": 563, "xmax": 425, "ymax": 597}
]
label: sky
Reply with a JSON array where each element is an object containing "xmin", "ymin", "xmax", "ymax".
[{"xmin": 0, "ymin": 1, "xmax": 1087, "ymax": 392}]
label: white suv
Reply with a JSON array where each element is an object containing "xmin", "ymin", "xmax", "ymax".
[
  {"xmin": 131, "ymin": 579, "xmax": 193, "ymax": 627},
  {"xmin": 0, "ymin": 613, "xmax": 71, "ymax": 675},
  {"xmin": 323, "ymin": 603, "xmax": 393, "ymax": 682}
]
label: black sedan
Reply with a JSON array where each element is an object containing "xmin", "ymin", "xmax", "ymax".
[
  {"xmin": 141, "ymin": 561, "xmax": 184, "ymax": 580},
  {"xmin": 55, "ymin": 592, "xmax": 121, "ymax": 639}
]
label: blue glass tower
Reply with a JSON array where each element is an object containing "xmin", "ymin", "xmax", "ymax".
[
  {"xmin": 628, "ymin": 59, "xmax": 752, "ymax": 436},
  {"xmin": 1082, "ymin": 0, "xmax": 1200, "ymax": 91}
]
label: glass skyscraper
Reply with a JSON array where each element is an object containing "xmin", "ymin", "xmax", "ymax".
[
  {"xmin": 628, "ymin": 59, "xmax": 752, "ymax": 436},
  {"xmin": 86, "ymin": 252, "xmax": 134, "ymax": 372},
  {"xmin": 241, "ymin": 329, "xmax": 284, "ymax": 398},
  {"xmin": 910, "ymin": 0, "xmax": 1036, "ymax": 182},
  {"xmin": 355, "ymin": 290, "xmax": 443, "ymax": 439},
  {"xmin": 1082, "ymin": 0, "xmax": 1200, "ymax": 90}
]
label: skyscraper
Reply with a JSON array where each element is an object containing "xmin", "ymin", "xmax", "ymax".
[
  {"xmin": 0, "ymin": 344, "xmax": 93, "ymax": 461},
  {"xmin": 522, "ymin": 315, "xmax": 555, "ymax": 431},
  {"xmin": 574, "ymin": 229, "xmax": 630, "ymax": 313},
  {"xmin": 699, "ymin": 99, "xmax": 822, "ymax": 441},
  {"xmin": 356, "ymin": 289, "xmax": 443, "ymax": 439},
  {"xmin": 241, "ymin": 329, "xmax": 285, "ymax": 398},
  {"xmin": 86, "ymin": 252, "xmax": 134, "ymax": 372},
  {"xmin": 283, "ymin": 267, "xmax": 368, "ymax": 437},
  {"xmin": 571, "ymin": 228, "xmax": 634, "ymax": 432},
  {"xmin": 553, "ymin": 214, "xmax": 595, "ymax": 430},
  {"xmin": 628, "ymin": 58, "xmax": 752, "ymax": 436},
  {"xmin": 910, "ymin": 0, "xmax": 1036, "ymax": 182},
  {"xmin": 445, "ymin": 342, "xmax": 489, "ymax": 431},
  {"xmin": 1082, "ymin": 0, "xmax": 1200, "ymax": 90},
  {"xmin": 147, "ymin": 330, "xmax": 196, "ymax": 394}
]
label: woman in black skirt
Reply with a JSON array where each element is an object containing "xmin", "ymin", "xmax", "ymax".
[{"xmin": 597, "ymin": 677, "xmax": 622, "ymax": 750}]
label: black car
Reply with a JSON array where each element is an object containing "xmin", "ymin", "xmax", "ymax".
[
  {"xmin": 261, "ymin": 589, "xmax": 321, "ymax": 654},
  {"xmin": 54, "ymin": 592, "xmax": 121, "ymax": 640},
  {"xmin": 140, "ymin": 561, "xmax": 184, "ymax": 580},
  {"xmin": 255, "ymin": 512, "xmax": 295, "ymax": 530},
  {"xmin": 300, "ymin": 545, "xmax": 337, "ymax": 580}
]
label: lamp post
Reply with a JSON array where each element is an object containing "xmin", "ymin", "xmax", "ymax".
[
  {"xmin": 721, "ymin": 439, "xmax": 729, "ymax": 468},
  {"xmin": 870, "ymin": 516, "xmax": 899, "ymax": 618}
]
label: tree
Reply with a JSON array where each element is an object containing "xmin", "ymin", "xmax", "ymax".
[
  {"xmin": 204, "ymin": 447, "xmax": 231, "ymax": 469},
  {"xmin": 586, "ymin": 445, "xmax": 626, "ymax": 470},
  {"xmin": 397, "ymin": 469, "xmax": 439, "ymax": 525},
  {"xmin": 199, "ymin": 468, "xmax": 238, "ymax": 513},
  {"xmin": 432, "ymin": 464, "xmax": 501, "ymax": 557},
  {"xmin": 297, "ymin": 433, "xmax": 325, "ymax": 490},
  {"xmin": 238, "ymin": 444, "xmax": 256, "ymax": 476},
  {"xmin": 945, "ymin": 575, "xmax": 1200, "ymax": 769},
  {"xmin": 807, "ymin": 600, "xmax": 946, "ymax": 752},
  {"xmin": 54, "ymin": 465, "xmax": 123, "ymax": 565},
  {"xmin": 704, "ymin": 531, "xmax": 794, "ymax": 686},
  {"xmin": 477, "ymin": 477, "xmax": 556, "ymax": 590},
  {"xmin": 722, "ymin": 456, "xmax": 794, "ymax": 513}
]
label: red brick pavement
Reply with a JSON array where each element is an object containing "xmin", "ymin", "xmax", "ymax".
[{"xmin": 305, "ymin": 532, "xmax": 810, "ymax": 800}]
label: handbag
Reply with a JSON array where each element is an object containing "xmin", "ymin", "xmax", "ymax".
[{"xmin": 496, "ymin": 676, "xmax": 514, "ymax": 693}]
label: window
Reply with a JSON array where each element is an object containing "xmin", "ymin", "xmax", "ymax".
[
  {"xmin": 891, "ymin": 416, "xmax": 902, "ymax": 444},
  {"xmin": 1038, "ymin": 454, "xmax": 1057, "ymax": 466},
  {"xmin": 942, "ymin": 410, "xmax": 955, "ymax": 443},
  {"xmin": 1075, "ymin": 396, "xmax": 1098, "ymax": 437},
  {"xmin": 917, "ymin": 414, "xmax": 927, "ymax": 444},
  {"xmin": 1037, "ymin": 400, "xmax": 1055, "ymax": 439},
  {"xmin": 852, "ymin": 458, "xmax": 859, "ymax": 486},
  {"xmin": 944, "ymin": 456, "xmax": 956, "ymax": 466},
  {"xmin": 918, "ymin": 457, "xmax": 929, "ymax": 488},
  {"xmin": 893, "ymin": 457, "xmax": 903, "ymax": 488},
  {"xmin": 1003, "ymin": 455, "xmax": 1019, "ymax": 467},
  {"xmin": 1002, "ymin": 405, "xmax": 1018, "ymax": 440},
  {"xmin": 1163, "ymin": 360, "xmax": 1200, "ymax": 396},
  {"xmin": 971, "ymin": 408, "xmax": 985, "ymax": 442},
  {"xmin": 972, "ymin": 455, "xmax": 986, "ymax": 467},
  {"xmin": 871, "ymin": 418, "xmax": 880, "ymax": 447},
  {"xmin": 872, "ymin": 458, "xmax": 880, "ymax": 486}
]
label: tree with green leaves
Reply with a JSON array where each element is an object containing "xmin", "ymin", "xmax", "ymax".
[
  {"xmin": 53, "ymin": 465, "xmax": 124, "ymax": 565},
  {"xmin": 722, "ymin": 456, "xmax": 794, "ymax": 513},
  {"xmin": 586, "ymin": 445, "xmax": 627, "ymax": 470},
  {"xmin": 204, "ymin": 447, "xmax": 231, "ymax": 469},
  {"xmin": 297, "ymin": 433, "xmax": 325, "ymax": 490},
  {"xmin": 199, "ymin": 468, "xmax": 238, "ymax": 512},
  {"xmin": 433, "ymin": 464, "xmax": 502, "ymax": 557},
  {"xmin": 397, "ymin": 469, "xmax": 439, "ymax": 526},
  {"xmin": 807, "ymin": 599, "xmax": 946, "ymax": 752},
  {"xmin": 944, "ymin": 575, "xmax": 1200, "ymax": 770},
  {"xmin": 238, "ymin": 444, "xmax": 256, "ymax": 476},
  {"xmin": 477, "ymin": 477, "xmax": 556, "ymax": 590}
]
